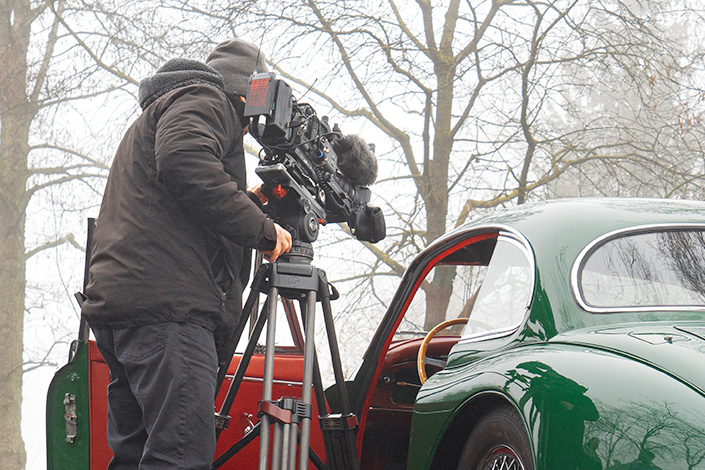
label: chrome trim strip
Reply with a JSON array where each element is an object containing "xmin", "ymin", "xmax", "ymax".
[
  {"xmin": 458, "ymin": 325, "xmax": 520, "ymax": 344},
  {"xmin": 570, "ymin": 223, "xmax": 705, "ymax": 314}
]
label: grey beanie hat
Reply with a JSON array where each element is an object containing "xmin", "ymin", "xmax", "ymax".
[{"xmin": 206, "ymin": 39, "xmax": 268, "ymax": 97}]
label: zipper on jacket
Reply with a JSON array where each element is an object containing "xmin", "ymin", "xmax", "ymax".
[{"xmin": 220, "ymin": 290, "xmax": 227, "ymax": 310}]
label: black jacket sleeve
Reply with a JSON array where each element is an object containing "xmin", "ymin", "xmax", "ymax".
[{"xmin": 153, "ymin": 85, "xmax": 275, "ymax": 249}]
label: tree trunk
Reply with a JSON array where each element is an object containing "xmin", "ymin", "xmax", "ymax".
[
  {"xmin": 423, "ymin": 269, "xmax": 455, "ymax": 331},
  {"xmin": 0, "ymin": 0, "xmax": 34, "ymax": 467},
  {"xmin": 423, "ymin": 8, "xmax": 457, "ymax": 330}
]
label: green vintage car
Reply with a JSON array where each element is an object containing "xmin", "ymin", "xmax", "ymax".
[{"xmin": 47, "ymin": 198, "xmax": 705, "ymax": 469}]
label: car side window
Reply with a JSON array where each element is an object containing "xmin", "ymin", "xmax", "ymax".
[
  {"xmin": 394, "ymin": 232, "xmax": 533, "ymax": 341},
  {"xmin": 461, "ymin": 235, "xmax": 533, "ymax": 338},
  {"xmin": 578, "ymin": 228, "xmax": 705, "ymax": 310}
]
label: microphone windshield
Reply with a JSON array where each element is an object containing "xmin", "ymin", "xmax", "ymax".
[{"xmin": 336, "ymin": 134, "xmax": 378, "ymax": 187}]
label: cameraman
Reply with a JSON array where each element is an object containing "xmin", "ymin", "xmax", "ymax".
[{"xmin": 81, "ymin": 39, "xmax": 291, "ymax": 469}]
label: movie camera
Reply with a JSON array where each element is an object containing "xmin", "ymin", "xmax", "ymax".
[{"xmin": 244, "ymin": 72, "xmax": 385, "ymax": 244}]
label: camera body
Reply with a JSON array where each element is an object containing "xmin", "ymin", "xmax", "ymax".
[{"xmin": 244, "ymin": 72, "xmax": 385, "ymax": 244}]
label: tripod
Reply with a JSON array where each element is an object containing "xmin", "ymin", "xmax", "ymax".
[{"xmin": 212, "ymin": 241, "xmax": 360, "ymax": 470}]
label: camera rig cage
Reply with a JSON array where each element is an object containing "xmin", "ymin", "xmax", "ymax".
[{"xmin": 243, "ymin": 72, "xmax": 385, "ymax": 244}]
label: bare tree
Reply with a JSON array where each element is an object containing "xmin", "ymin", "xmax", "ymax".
[
  {"xmin": 1, "ymin": 2, "xmax": 70, "ymax": 466},
  {"xmin": 586, "ymin": 400, "xmax": 705, "ymax": 468},
  {"xmin": 1, "ymin": 1, "xmax": 253, "ymax": 466},
  {"xmin": 7, "ymin": 0, "xmax": 705, "ymax": 464},
  {"xmin": 218, "ymin": 0, "xmax": 705, "ymax": 331}
]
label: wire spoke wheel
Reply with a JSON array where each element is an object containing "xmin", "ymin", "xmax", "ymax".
[
  {"xmin": 457, "ymin": 404, "xmax": 533, "ymax": 470},
  {"xmin": 481, "ymin": 445, "xmax": 525, "ymax": 470}
]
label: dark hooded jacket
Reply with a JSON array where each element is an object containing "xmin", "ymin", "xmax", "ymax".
[{"xmin": 81, "ymin": 60, "xmax": 276, "ymax": 354}]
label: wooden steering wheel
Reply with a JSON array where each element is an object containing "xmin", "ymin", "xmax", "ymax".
[{"xmin": 417, "ymin": 318, "xmax": 468, "ymax": 384}]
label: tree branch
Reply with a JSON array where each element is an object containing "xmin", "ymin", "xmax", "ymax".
[
  {"xmin": 25, "ymin": 233, "xmax": 84, "ymax": 260},
  {"xmin": 49, "ymin": 3, "xmax": 139, "ymax": 85}
]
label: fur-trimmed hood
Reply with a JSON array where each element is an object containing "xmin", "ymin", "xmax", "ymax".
[{"xmin": 138, "ymin": 59, "xmax": 224, "ymax": 110}]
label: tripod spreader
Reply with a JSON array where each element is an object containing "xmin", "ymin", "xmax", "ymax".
[{"xmin": 259, "ymin": 398, "xmax": 312, "ymax": 427}]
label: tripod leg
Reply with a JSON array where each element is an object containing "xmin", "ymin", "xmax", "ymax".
[
  {"xmin": 259, "ymin": 286, "xmax": 279, "ymax": 470},
  {"xmin": 286, "ymin": 422, "xmax": 298, "ymax": 470},
  {"xmin": 215, "ymin": 298, "xmax": 269, "ymax": 441},
  {"xmin": 320, "ymin": 294, "xmax": 353, "ymax": 416},
  {"xmin": 212, "ymin": 422, "xmax": 262, "ymax": 469},
  {"xmin": 215, "ymin": 287, "xmax": 255, "ymax": 396},
  {"xmin": 316, "ymin": 272, "xmax": 360, "ymax": 470},
  {"xmin": 298, "ymin": 290, "xmax": 318, "ymax": 470},
  {"xmin": 215, "ymin": 264, "xmax": 269, "ymax": 396},
  {"xmin": 280, "ymin": 420, "xmax": 292, "ymax": 470},
  {"xmin": 272, "ymin": 419, "xmax": 284, "ymax": 470},
  {"xmin": 320, "ymin": 294, "xmax": 361, "ymax": 470},
  {"xmin": 310, "ymin": 349, "xmax": 336, "ymax": 463}
]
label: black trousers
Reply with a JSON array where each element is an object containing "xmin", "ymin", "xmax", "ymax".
[{"xmin": 91, "ymin": 321, "xmax": 218, "ymax": 470}]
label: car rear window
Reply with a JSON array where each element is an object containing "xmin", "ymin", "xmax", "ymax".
[{"xmin": 578, "ymin": 228, "xmax": 705, "ymax": 309}]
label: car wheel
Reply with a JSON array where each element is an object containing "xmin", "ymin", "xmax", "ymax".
[{"xmin": 457, "ymin": 404, "xmax": 533, "ymax": 470}]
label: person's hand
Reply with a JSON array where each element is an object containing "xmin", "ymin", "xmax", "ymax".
[
  {"xmin": 261, "ymin": 223, "xmax": 292, "ymax": 262},
  {"xmin": 249, "ymin": 183, "xmax": 268, "ymax": 206},
  {"xmin": 239, "ymin": 95, "xmax": 251, "ymax": 135}
]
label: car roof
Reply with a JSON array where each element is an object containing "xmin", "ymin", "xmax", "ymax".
[
  {"xmin": 449, "ymin": 198, "xmax": 705, "ymax": 334},
  {"xmin": 446, "ymin": 198, "xmax": 705, "ymax": 263},
  {"xmin": 462, "ymin": 197, "xmax": 705, "ymax": 240}
]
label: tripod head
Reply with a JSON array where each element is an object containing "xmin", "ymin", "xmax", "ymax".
[
  {"xmin": 256, "ymin": 239, "xmax": 324, "ymax": 302},
  {"xmin": 278, "ymin": 240, "xmax": 314, "ymax": 265}
]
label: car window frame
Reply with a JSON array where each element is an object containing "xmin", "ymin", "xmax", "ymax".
[
  {"xmin": 456, "ymin": 229, "xmax": 536, "ymax": 344},
  {"xmin": 571, "ymin": 223, "xmax": 705, "ymax": 314},
  {"xmin": 350, "ymin": 225, "xmax": 535, "ymax": 425}
]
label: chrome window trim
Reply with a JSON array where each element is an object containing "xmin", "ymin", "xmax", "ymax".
[
  {"xmin": 458, "ymin": 325, "xmax": 521, "ymax": 344},
  {"xmin": 571, "ymin": 223, "xmax": 705, "ymax": 313},
  {"xmin": 456, "ymin": 225, "xmax": 535, "ymax": 342}
]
